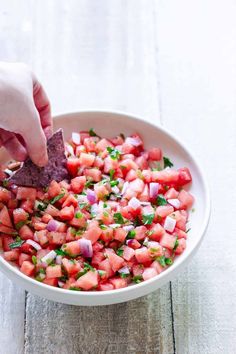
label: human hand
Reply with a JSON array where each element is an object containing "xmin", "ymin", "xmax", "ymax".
[{"xmin": 0, "ymin": 62, "xmax": 52, "ymax": 167}]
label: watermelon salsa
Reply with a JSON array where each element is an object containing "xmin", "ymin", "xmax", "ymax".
[{"xmin": 0, "ymin": 129, "xmax": 194, "ymax": 291}]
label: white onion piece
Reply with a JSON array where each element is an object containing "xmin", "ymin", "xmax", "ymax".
[
  {"xmin": 149, "ymin": 182, "xmax": 159, "ymax": 199},
  {"xmin": 123, "ymin": 225, "xmax": 134, "ymax": 232},
  {"xmin": 121, "ymin": 181, "xmax": 129, "ymax": 195},
  {"xmin": 143, "ymin": 237, "xmax": 149, "ymax": 246},
  {"xmin": 86, "ymin": 189, "xmax": 97, "ymax": 204},
  {"xmin": 78, "ymin": 239, "xmax": 93, "ymax": 258},
  {"xmin": 34, "ymin": 232, "xmax": 39, "ymax": 242},
  {"xmin": 65, "ymin": 143, "xmax": 75, "ymax": 156},
  {"xmin": 140, "ymin": 201, "xmax": 151, "ymax": 206},
  {"xmin": 111, "ymin": 186, "xmax": 120, "ymax": 194},
  {"xmin": 26, "ymin": 239, "xmax": 42, "ymax": 251},
  {"xmin": 125, "ymin": 136, "xmax": 142, "ymax": 147},
  {"xmin": 72, "ymin": 132, "xmax": 81, "ymax": 145},
  {"xmin": 128, "ymin": 197, "xmax": 141, "ymax": 210},
  {"xmin": 109, "ymin": 224, "xmax": 121, "ymax": 229},
  {"xmin": 4, "ymin": 168, "xmax": 14, "ymax": 176},
  {"xmin": 56, "ymin": 255, "xmax": 62, "ymax": 265},
  {"xmin": 58, "ymin": 281, "xmax": 65, "ymax": 288},
  {"xmin": 77, "ymin": 194, "xmax": 88, "ymax": 203},
  {"xmin": 41, "ymin": 250, "xmax": 57, "ymax": 265},
  {"xmin": 91, "ymin": 203, "xmax": 99, "ymax": 215},
  {"xmin": 164, "ymin": 216, "xmax": 176, "ymax": 233},
  {"xmin": 147, "ymin": 241, "xmax": 160, "ymax": 249},
  {"xmin": 118, "ymin": 266, "xmax": 130, "ymax": 274},
  {"xmin": 38, "ymin": 272, "xmax": 46, "ymax": 280},
  {"xmin": 168, "ymin": 199, "xmax": 181, "ymax": 209}
]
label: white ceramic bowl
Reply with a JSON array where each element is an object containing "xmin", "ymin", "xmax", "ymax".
[{"xmin": 0, "ymin": 111, "xmax": 210, "ymax": 306}]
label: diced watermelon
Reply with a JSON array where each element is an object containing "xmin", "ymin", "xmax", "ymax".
[
  {"xmin": 74, "ymin": 270, "xmax": 98, "ymax": 290},
  {"xmin": 20, "ymin": 261, "xmax": 35, "ymax": 276},
  {"xmin": 46, "ymin": 265, "xmax": 62, "ymax": 279},
  {"xmin": 160, "ymin": 233, "xmax": 177, "ymax": 250},
  {"xmin": 19, "ymin": 225, "xmax": 34, "ymax": 240},
  {"xmin": 0, "ymin": 206, "xmax": 13, "ymax": 227},
  {"xmin": 16, "ymin": 187, "xmax": 37, "ymax": 201},
  {"xmin": 70, "ymin": 176, "xmax": 86, "ymax": 193}
]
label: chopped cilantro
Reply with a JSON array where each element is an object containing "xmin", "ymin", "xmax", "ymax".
[
  {"xmin": 15, "ymin": 220, "xmax": 30, "ymax": 230},
  {"xmin": 116, "ymin": 248, "xmax": 124, "ymax": 256},
  {"xmin": 85, "ymin": 180, "xmax": 94, "ymax": 188},
  {"xmin": 109, "ymin": 169, "xmax": 115, "ymax": 179},
  {"xmin": 9, "ymin": 240, "xmax": 24, "ymax": 249},
  {"xmin": 165, "ymin": 258, "xmax": 173, "ymax": 265},
  {"xmin": 127, "ymin": 230, "xmax": 136, "ymax": 239},
  {"xmin": 107, "ymin": 147, "xmax": 121, "ymax": 160},
  {"xmin": 75, "ymin": 212, "xmax": 83, "ymax": 219},
  {"xmin": 84, "ymin": 262, "xmax": 95, "ymax": 272},
  {"xmin": 132, "ymin": 275, "xmax": 143, "ymax": 284},
  {"xmin": 55, "ymin": 248, "xmax": 67, "ymax": 256},
  {"xmin": 146, "ymin": 230, "xmax": 154, "ymax": 237},
  {"xmin": 50, "ymin": 193, "xmax": 65, "ymax": 205},
  {"xmin": 32, "ymin": 255, "xmax": 37, "ymax": 265},
  {"xmin": 98, "ymin": 270, "xmax": 106, "ymax": 277},
  {"xmin": 142, "ymin": 214, "xmax": 154, "ymax": 225},
  {"xmin": 120, "ymin": 273, "xmax": 129, "ymax": 278},
  {"xmin": 103, "ymin": 211, "xmax": 109, "ymax": 217},
  {"xmin": 120, "ymin": 165, "xmax": 126, "ymax": 170},
  {"xmin": 2, "ymin": 179, "xmax": 9, "ymax": 187},
  {"xmin": 173, "ymin": 239, "xmax": 179, "ymax": 251},
  {"xmin": 113, "ymin": 212, "xmax": 125, "ymax": 224},
  {"xmin": 79, "ymin": 203, "xmax": 87, "ymax": 210},
  {"xmin": 69, "ymin": 286, "xmax": 82, "ymax": 291},
  {"xmin": 110, "ymin": 180, "xmax": 119, "ymax": 187},
  {"xmin": 136, "ymin": 170, "xmax": 144, "ymax": 180},
  {"xmin": 103, "ymin": 203, "xmax": 108, "ymax": 208},
  {"xmin": 157, "ymin": 195, "xmax": 167, "ymax": 206},
  {"xmin": 89, "ymin": 128, "xmax": 97, "ymax": 137},
  {"xmin": 100, "ymin": 224, "xmax": 107, "ymax": 230},
  {"xmin": 157, "ymin": 256, "xmax": 166, "ymax": 267},
  {"xmin": 163, "ymin": 156, "xmax": 174, "ymax": 168}
]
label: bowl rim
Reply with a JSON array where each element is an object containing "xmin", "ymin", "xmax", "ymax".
[{"xmin": 0, "ymin": 109, "xmax": 211, "ymax": 298}]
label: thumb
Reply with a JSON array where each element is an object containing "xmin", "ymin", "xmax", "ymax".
[{"xmin": 20, "ymin": 108, "xmax": 48, "ymax": 167}]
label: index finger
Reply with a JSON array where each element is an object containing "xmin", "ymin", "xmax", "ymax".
[{"xmin": 32, "ymin": 75, "xmax": 53, "ymax": 139}]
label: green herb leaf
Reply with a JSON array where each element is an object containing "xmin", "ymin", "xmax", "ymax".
[
  {"xmin": 157, "ymin": 195, "xmax": 167, "ymax": 206},
  {"xmin": 98, "ymin": 270, "xmax": 106, "ymax": 277},
  {"xmin": 2, "ymin": 179, "xmax": 9, "ymax": 188},
  {"xmin": 127, "ymin": 230, "xmax": 136, "ymax": 239},
  {"xmin": 173, "ymin": 239, "xmax": 179, "ymax": 251},
  {"xmin": 85, "ymin": 180, "xmax": 95, "ymax": 188},
  {"xmin": 50, "ymin": 193, "xmax": 65, "ymax": 205},
  {"xmin": 113, "ymin": 212, "xmax": 125, "ymax": 224},
  {"xmin": 109, "ymin": 169, "xmax": 115, "ymax": 179},
  {"xmin": 15, "ymin": 220, "xmax": 31, "ymax": 230},
  {"xmin": 107, "ymin": 147, "xmax": 121, "ymax": 160},
  {"xmin": 83, "ymin": 262, "xmax": 95, "ymax": 272},
  {"xmin": 9, "ymin": 240, "xmax": 24, "ymax": 249},
  {"xmin": 89, "ymin": 128, "xmax": 97, "ymax": 137},
  {"xmin": 116, "ymin": 248, "xmax": 124, "ymax": 256},
  {"xmin": 163, "ymin": 156, "xmax": 174, "ymax": 168},
  {"xmin": 75, "ymin": 211, "xmax": 83, "ymax": 219},
  {"xmin": 55, "ymin": 248, "xmax": 67, "ymax": 256},
  {"xmin": 120, "ymin": 273, "xmax": 129, "ymax": 278},
  {"xmin": 157, "ymin": 256, "xmax": 166, "ymax": 267},
  {"xmin": 110, "ymin": 180, "xmax": 119, "ymax": 187},
  {"xmin": 165, "ymin": 257, "xmax": 173, "ymax": 265},
  {"xmin": 146, "ymin": 230, "xmax": 154, "ymax": 237},
  {"xmin": 99, "ymin": 224, "xmax": 107, "ymax": 230},
  {"xmin": 132, "ymin": 275, "xmax": 143, "ymax": 284},
  {"xmin": 32, "ymin": 255, "xmax": 37, "ymax": 265},
  {"xmin": 69, "ymin": 286, "xmax": 82, "ymax": 291},
  {"xmin": 79, "ymin": 203, "xmax": 87, "ymax": 210},
  {"xmin": 142, "ymin": 214, "xmax": 154, "ymax": 225}
]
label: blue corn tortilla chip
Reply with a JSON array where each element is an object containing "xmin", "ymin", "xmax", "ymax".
[{"xmin": 9, "ymin": 129, "xmax": 69, "ymax": 188}]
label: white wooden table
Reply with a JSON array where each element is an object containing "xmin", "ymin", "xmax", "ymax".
[{"xmin": 0, "ymin": 1, "xmax": 236, "ymax": 353}]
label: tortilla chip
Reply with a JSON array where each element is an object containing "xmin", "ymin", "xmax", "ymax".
[{"xmin": 9, "ymin": 129, "xmax": 69, "ymax": 188}]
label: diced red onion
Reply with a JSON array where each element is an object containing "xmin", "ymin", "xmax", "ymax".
[
  {"xmin": 125, "ymin": 136, "xmax": 142, "ymax": 147},
  {"xmin": 58, "ymin": 281, "xmax": 65, "ymax": 288},
  {"xmin": 121, "ymin": 181, "xmax": 129, "ymax": 195},
  {"xmin": 164, "ymin": 216, "xmax": 176, "ymax": 233},
  {"xmin": 78, "ymin": 239, "xmax": 93, "ymax": 258},
  {"xmin": 26, "ymin": 239, "xmax": 42, "ymax": 251},
  {"xmin": 41, "ymin": 250, "xmax": 57, "ymax": 265},
  {"xmin": 128, "ymin": 197, "xmax": 141, "ymax": 210},
  {"xmin": 86, "ymin": 189, "xmax": 97, "ymax": 204},
  {"xmin": 46, "ymin": 219, "xmax": 60, "ymax": 232},
  {"xmin": 126, "ymin": 239, "xmax": 136, "ymax": 247},
  {"xmin": 72, "ymin": 132, "xmax": 81, "ymax": 145},
  {"xmin": 149, "ymin": 182, "xmax": 159, "ymax": 199},
  {"xmin": 168, "ymin": 199, "xmax": 180, "ymax": 209},
  {"xmin": 123, "ymin": 225, "xmax": 134, "ymax": 232},
  {"xmin": 111, "ymin": 186, "xmax": 120, "ymax": 194},
  {"xmin": 56, "ymin": 255, "xmax": 62, "ymax": 265},
  {"xmin": 118, "ymin": 266, "xmax": 130, "ymax": 274}
]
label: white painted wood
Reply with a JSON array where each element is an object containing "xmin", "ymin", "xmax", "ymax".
[{"xmin": 156, "ymin": 0, "xmax": 236, "ymax": 353}]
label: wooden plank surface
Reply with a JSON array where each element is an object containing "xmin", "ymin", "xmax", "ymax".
[
  {"xmin": 1, "ymin": 1, "xmax": 174, "ymax": 353},
  {"xmin": 156, "ymin": 1, "xmax": 236, "ymax": 353}
]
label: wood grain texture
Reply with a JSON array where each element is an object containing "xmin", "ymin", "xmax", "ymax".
[
  {"xmin": 157, "ymin": 1, "xmax": 236, "ymax": 353},
  {"xmin": 0, "ymin": 1, "xmax": 173, "ymax": 353}
]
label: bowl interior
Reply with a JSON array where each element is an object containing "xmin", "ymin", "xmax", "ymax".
[{"xmin": 0, "ymin": 111, "xmax": 210, "ymax": 303}]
